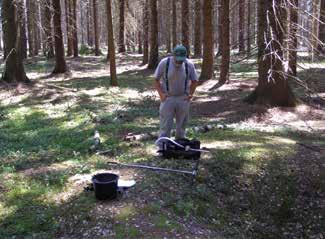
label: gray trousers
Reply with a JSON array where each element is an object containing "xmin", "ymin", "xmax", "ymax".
[{"xmin": 159, "ymin": 96, "xmax": 190, "ymax": 139}]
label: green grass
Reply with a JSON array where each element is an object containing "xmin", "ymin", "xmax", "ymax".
[
  {"xmin": 0, "ymin": 55, "xmax": 324, "ymax": 238},
  {"xmin": 115, "ymin": 224, "xmax": 142, "ymax": 239},
  {"xmin": 25, "ymin": 58, "xmax": 54, "ymax": 73}
]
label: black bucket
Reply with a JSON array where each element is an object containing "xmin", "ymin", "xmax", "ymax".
[{"xmin": 92, "ymin": 173, "xmax": 119, "ymax": 200}]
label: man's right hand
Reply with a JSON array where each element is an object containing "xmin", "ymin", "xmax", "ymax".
[
  {"xmin": 160, "ymin": 94, "xmax": 167, "ymax": 102},
  {"xmin": 154, "ymin": 80, "xmax": 167, "ymax": 102}
]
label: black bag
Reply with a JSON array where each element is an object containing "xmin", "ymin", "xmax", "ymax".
[{"xmin": 160, "ymin": 138, "xmax": 201, "ymax": 160}]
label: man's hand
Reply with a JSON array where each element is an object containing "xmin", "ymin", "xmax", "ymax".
[
  {"xmin": 185, "ymin": 81, "xmax": 198, "ymax": 102},
  {"xmin": 185, "ymin": 94, "xmax": 193, "ymax": 101},
  {"xmin": 160, "ymin": 94, "xmax": 167, "ymax": 102},
  {"xmin": 155, "ymin": 80, "xmax": 167, "ymax": 102}
]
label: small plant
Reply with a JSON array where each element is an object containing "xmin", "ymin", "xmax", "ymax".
[{"xmin": 79, "ymin": 44, "xmax": 92, "ymax": 55}]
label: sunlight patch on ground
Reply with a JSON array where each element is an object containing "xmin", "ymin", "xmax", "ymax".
[
  {"xmin": 0, "ymin": 203, "xmax": 16, "ymax": 221},
  {"xmin": 216, "ymin": 79, "xmax": 256, "ymax": 92},
  {"xmin": 242, "ymin": 147, "xmax": 273, "ymax": 160},
  {"xmin": 73, "ymin": 68, "xmax": 109, "ymax": 78},
  {"xmin": 7, "ymin": 106, "xmax": 30, "ymax": 116},
  {"xmin": 265, "ymin": 136, "xmax": 296, "ymax": 145},
  {"xmin": 27, "ymin": 72, "xmax": 49, "ymax": 79},
  {"xmin": 0, "ymin": 91, "xmax": 28, "ymax": 106},
  {"xmin": 196, "ymin": 79, "xmax": 218, "ymax": 92},
  {"xmin": 50, "ymin": 185, "xmax": 81, "ymax": 205},
  {"xmin": 120, "ymin": 88, "xmax": 142, "ymax": 99},
  {"xmin": 299, "ymin": 61, "xmax": 325, "ymax": 70},
  {"xmin": 115, "ymin": 205, "xmax": 137, "ymax": 221},
  {"xmin": 133, "ymin": 117, "xmax": 159, "ymax": 126},
  {"xmin": 195, "ymin": 95, "xmax": 222, "ymax": 102},
  {"xmin": 145, "ymin": 144, "xmax": 158, "ymax": 155},
  {"xmin": 21, "ymin": 162, "xmax": 73, "ymax": 177},
  {"xmin": 82, "ymin": 87, "xmax": 108, "ymax": 96},
  {"xmin": 52, "ymin": 167, "xmax": 137, "ymax": 205},
  {"xmin": 99, "ymin": 86, "xmax": 143, "ymax": 100},
  {"xmin": 116, "ymin": 63, "xmax": 143, "ymax": 75},
  {"xmin": 203, "ymin": 140, "xmax": 262, "ymax": 150},
  {"xmin": 231, "ymin": 72, "xmax": 258, "ymax": 77}
]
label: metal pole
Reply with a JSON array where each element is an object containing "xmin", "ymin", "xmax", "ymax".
[{"xmin": 107, "ymin": 161, "xmax": 197, "ymax": 176}]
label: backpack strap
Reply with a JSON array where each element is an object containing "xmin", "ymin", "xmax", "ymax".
[
  {"xmin": 165, "ymin": 57, "xmax": 171, "ymax": 92},
  {"xmin": 184, "ymin": 62, "xmax": 189, "ymax": 95}
]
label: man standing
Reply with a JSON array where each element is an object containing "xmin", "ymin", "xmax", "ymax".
[{"xmin": 154, "ymin": 45, "xmax": 199, "ymax": 141}]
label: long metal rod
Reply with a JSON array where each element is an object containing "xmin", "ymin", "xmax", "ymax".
[{"xmin": 107, "ymin": 161, "xmax": 196, "ymax": 176}]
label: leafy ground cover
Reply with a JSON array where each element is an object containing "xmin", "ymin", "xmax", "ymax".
[{"xmin": 0, "ymin": 54, "xmax": 324, "ymax": 238}]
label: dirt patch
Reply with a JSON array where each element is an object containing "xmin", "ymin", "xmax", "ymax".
[
  {"xmin": 194, "ymin": 78, "xmax": 325, "ymax": 132},
  {"xmin": 0, "ymin": 183, "xmax": 8, "ymax": 193}
]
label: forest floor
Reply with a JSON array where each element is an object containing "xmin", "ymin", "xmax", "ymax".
[{"xmin": 0, "ymin": 53, "xmax": 324, "ymax": 239}]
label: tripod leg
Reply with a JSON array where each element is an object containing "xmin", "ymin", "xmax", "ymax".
[{"xmin": 191, "ymin": 158, "xmax": 200, "ymax": 185}]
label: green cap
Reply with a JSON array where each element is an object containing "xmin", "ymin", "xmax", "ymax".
[{"xmin": 173, "ymin": 45, "xmax": 187, "ymax": 62}]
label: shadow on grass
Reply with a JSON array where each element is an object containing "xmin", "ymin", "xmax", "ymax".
[
  {"xmin": 0, "ymin": 179, "xmax": 97, "ymax": 238},
  {"xmin": 110, "ymin": 128, "xmax": 324, "ymax": 238},
  {"xmin": 1, "ymin": 54, "xmax": 324, "ymax": 237},
  {"xmin": 44, "ymin": 67, "xmax": 154, "ymax": 92},
  {"xmin": 0, "ymin": 99, "xmax": 323, "ymax": 238}
]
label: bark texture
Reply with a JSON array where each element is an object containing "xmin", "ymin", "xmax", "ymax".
[
  {"xmin": 148, "ymin": 0, "xmax": 159, "ymax": 69},
  {"xmin": 246, "ymin": 0, "xmax": 296, "ymax": 106},
  {"xmin": 52, "ymin": 0, "xmax": 68, "ymax": 73},
  {"xmin": 199, "ymin": 0, "xmax": 214, "ymax": 81},
  {"xmin": 1, "ymin": 0, "xmax": 29, "ymax": 83},
  {"xmin": 219, "ymin": 0, "xmax": 230, "ymax": 84}
]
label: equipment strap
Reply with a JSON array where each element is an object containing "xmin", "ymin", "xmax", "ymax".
[
  {"xmin": 165, "ymin": 57, "xmax": 189, "ymax": 94},
  {"xmin": 184, "ymin": 62, "xmax": 189, "ymax": 95},
  {"xmin": 165, "ymin": 57, "xmax": 170, "ymax": 92}
]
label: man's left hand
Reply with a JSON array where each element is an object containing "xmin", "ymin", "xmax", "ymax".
[{"xmin": 185, "ymin": 95, "xmax": 193, "ymax": 101}]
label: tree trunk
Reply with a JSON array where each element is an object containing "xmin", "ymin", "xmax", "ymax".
[
  {"xmin": 118, "ymin": 0, "xmax": 126, "ymax": 53},
  {"xmin": 52, "ymin": 0, "xmax": 68, "ymax": 74},
  {"xmin": 246, "ymin": 0, "xmax": 251, "ymax": 55},
  {"xmin": 2, "ymin": 20, "xmax": 6, "ymax": 58},
  {"xmin": 0, "ymin": 26, "xmax": 3, "ymax": 52},
  {"xmin": 181, "ymin": 0, "xmax": 190, "ymax": 55},
  {"xmin": 238, "ymin": 0, "xmax": 245, "ymax": 54},
  {"xmin": 138, "ymin": 30, "xmax": 143, "ymax": 54},
  {"xmin": 216, "ymin": 1, "xmax": 222, "ymax": 56},
  {"xmin": 253, "ymin": 0, "xmax": 257, "ymax": 45},
  {"xmin": 148, "ymin": 0, "xmax": 159, "ymax": 69},
  {"xmin": 199, "ymin": 0, "xmax": 214, "ymax": 81},
  {"xmin": 80, "ymin": 0, "xmax": 85, "ymax": 45},
  {"xmin": 72, "ymin": 0, "xmax": 78, "ymax": 57},
  {"xmin": 311, "ymin": 0, "xmax": 320, "ymax": 61},
  {"xmin": 93, "ymin": 0, "xmax": 100, "ymax": 55},
  {"xmin": 1, "ymin": 0, "xmax": 30, "ymax": 83},
  {"xmin": 34, "ymin": 2, "xmax": 41, "ymax": 55},
  {"xmin": 193, "ymin": 0, "xmax": 202, "ymax": 57},
  {"xmin": 87, "ymin": 0, "xmax": 93, "ymax": 46},
  {"xmin": 166, "ymin": 0, "xmax": 172, "ymax": 53},
  {"xmin": 319, "ymin": 0, "xmax": 325, "ymax": 53},
  {"xmin": 230, "ymin": 0, "xmax": 236, "ymax": 49},
  {"xmin": 44, "ymin": 0, "xmax": 55, "ymax": 59},
  {"xmin": 172, "ymin": 0, "xmax": 177, "ymax": 49},
  {"xmin": 246, "ymin": 0, "xmax": 296, "ymax": 107},
  {"xmin": 219, "ymin": 0, "xmax": 230, "ymax": 84},
  {"xmin": 65, "ymin": 0, "xmax": 73, "ymax": 56},
  {"xmin": 157, "ymin": 0, "xmax": 163, "ymax": 50},
  {"xmin": 26, "ymin": 0, "xmax": 35, "ymax": 56},
  {"xmin": 40, "ymin": 3, "xmax": 46, "ymax": 55},
  {"xmin": 142, "ymin": 0, "xmax": 149, "ymax": 64},
  {"xmin": 16, "ymin": 0, "xmax": 28, "ymax": 59},
  {"xmin": 105, "ymin": 0, "xmax": 118, "ymax": 86},
  {"xmin": 288, "ymin": 0, "xmax": 298, "ymax": 77}
]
